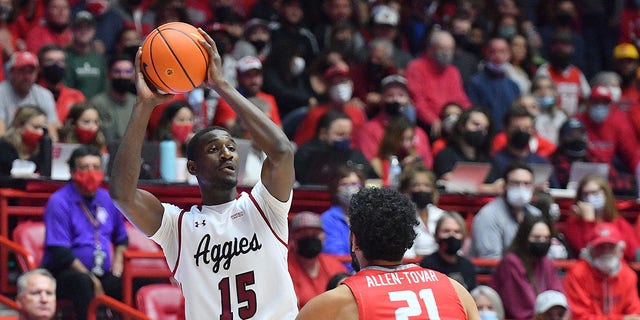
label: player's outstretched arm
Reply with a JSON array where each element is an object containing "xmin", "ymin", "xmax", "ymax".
[
  {"xmin": 109, "ymin": 48, "xmax": 173, "ymax": 236},
  {"xmin": 450, "ymin": 278, "xmax": 481, "ymax": 320},
  {"xmin": 198, "ymin": 28, "xmax": 294, "ymax": 202}
]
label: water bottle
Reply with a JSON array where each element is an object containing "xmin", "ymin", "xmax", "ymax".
[
  {"xmin": 39, "ymin": 129, "xmax": 52, "ymax": 177},
  {"xmin": 159, "ymin": 135, "xmax": 177, "ymax": 182},
  {"xmin": 388, "ymin": 155, "xmax": 401, "ymax": 189}
]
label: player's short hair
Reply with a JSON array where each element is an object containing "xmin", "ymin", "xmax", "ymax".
[{"xmin": 186, "ymin": 126, "xmax": 231, "ymax": 161}]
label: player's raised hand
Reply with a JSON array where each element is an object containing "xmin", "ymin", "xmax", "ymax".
[
  {"xmin": 197, "ymin": 28, "xmax": 225, "ymax": 89},
  {"xmin": 134, "ymin": 47, "xmax": 173, "ymax": 107}
]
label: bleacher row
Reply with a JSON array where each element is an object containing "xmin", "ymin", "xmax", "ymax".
[{"xmin": 1, "ymin": 179, "xmax": 640, "ymax": 317}]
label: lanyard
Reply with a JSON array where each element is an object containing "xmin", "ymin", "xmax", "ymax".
[{"xmin": 79, "ymin": 200, "xmax": 106, "ymax": 276}]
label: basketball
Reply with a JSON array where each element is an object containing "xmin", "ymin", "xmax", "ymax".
[{"xmin": 140, "ymin": 22, "xmax": 209, "ymax": 94}]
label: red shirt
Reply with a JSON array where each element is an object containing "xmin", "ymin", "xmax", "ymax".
[
  {"xmin": 536, "ymin": 64, "xmax": 590, "ymax": 116},
  {"xmin": 25, "ymin": 24, "xmax": 72, "ymax": 55},
  {"xmin": 563, "ymin": 216, "xmax": 639, "ymax": 262},
  {"xmin": 287, "ymin": 252, "xmax": 347, "ymax": 308},
  {"xmin": 342, "ymin": 265, "xmax": 467, "ymax": 319},
  {"xmin": 293, "ymin": 102, "xmax": 366, "ymax": 147},
  {"xmin": 491, "ymin": 132, "xmax": 556, "ymax": 158},
  {"xmin": 44, "ymin": 83, "xmax": 86, "ymax": 122}
]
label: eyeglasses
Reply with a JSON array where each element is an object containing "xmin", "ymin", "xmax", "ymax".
[
  {"xmin": 111, "ymin": 68, "xmax": 134, "ymax": 76},
  {"xmin": 506, "ymin": 180, "xmax": 533, "ymax": 188}
]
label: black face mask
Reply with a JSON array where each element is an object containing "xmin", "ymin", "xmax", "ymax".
[
  {"xmin": 509, "ymin": 130, "xmax": 531, "ymax": 150},
  {"xmin": 463, "ymin": 130, "xmax": 486, "ymax": 148},
  {"xmin": 411, "ymin": 191, "xmax": 432, "ymax": 209},
  {"xmin": 123, "ymin": 45, "xmax": 139, "ymax": 60},
  {"xmin": 48, "ymin": 22, "xmax": 68, "ymax": 33},
  {"xmin": 41, "ymin": 64, "xmax": 65, "ymax": 84},
  {"xmin": 249, "ymin": 39, "xmax": 267, "ymax": 52},
  {"xmin": 452, "ymin": 33, "xmax": 468, "ymax": 50},
  {"xmin": 549, "ymin": 51, "xmax": 572, "ymax": 70},
  {"xmin": 111, "ymin": 78, "xmax": 132, "ymax": 94},
  {"xmin": 369, "ymin": 62, "xmax": 384, "ymax": 76},
  {"xmin": 528, "ymin": 241, "xmax": 550, "ymax": 258},
  {"xmin": 556, "ymin": 13, "xmax": 573, "ymax": 26},
  {"xmin": 384, "ymin": 102, "xmax": 403, "ymax": 116},
  {"xmin": 297, "ymin": 237, "xmax": 322, "ymax": 259},
  {"xmin": 562, "ymin": 139, "xmax": 587, "ymax": 158},
  {"xmin": 439, "ymin": 236, "xmax": 462, "ymax": 255}
]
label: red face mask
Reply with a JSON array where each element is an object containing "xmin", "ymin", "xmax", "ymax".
[
  {"xmin": 21, "ymin": 130, "xmax": 43, "ymax": 149},
  {"xmin": 171, "ymin": 123, "xmax": 194, "ymax": 144},
  {"xmin": 72, "ymin": 170, "xmax": 105, "ymax": 194},
  {"xmin": 75, "ymin": 126, "xmax": 98, "ymax": 144}
]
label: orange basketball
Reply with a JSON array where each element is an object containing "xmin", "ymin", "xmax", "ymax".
[{"xmin": 140, "ymin": 22, "xmax": 209, "ymax": 94}]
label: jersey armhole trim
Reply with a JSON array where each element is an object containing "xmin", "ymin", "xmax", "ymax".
[
  {"xmin": 248, "ymin": 192, "xmax": 287, "ymax": 247},
  {"xmin": 171, "ymin": 209, "xmax": 186, "ymax": 276}
]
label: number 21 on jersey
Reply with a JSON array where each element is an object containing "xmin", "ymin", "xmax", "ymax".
[{"xmin": 389, "ymin": 288, "xmax": 440, "ymax": 320}]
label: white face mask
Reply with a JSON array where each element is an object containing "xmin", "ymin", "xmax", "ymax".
[
  {"xmin": 592, "ymin": 253, "xmax": 621, "ymax": 275},
  {"xmin": 609, "ymin": 86, "xmax": 622, "ymax": 103},
  {"xmin": 290, "ymin": 56, "xmax": 306, "ymax": 76},
  {"xmin": 478, "ymin": 310, "xmax": 499, "ymax": 320},
  {"xmin": 329, "ymin": 82, "xmax": 353, "ymax": 103},
  {"xmin": 442, "ymin": 114, "xmax": 459, "ymax": 135},
  {"xmin": 585, "ymin": 193, "xmax": 605, "ymax": 212},
  {"xmin": 506, "ymin": 187, "xmax": 533, "ymax": 208}
]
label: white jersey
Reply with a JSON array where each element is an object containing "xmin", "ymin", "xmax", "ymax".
[{"xmin": 150, "ymin": 181, "xmax": 298, "ymax": 319}]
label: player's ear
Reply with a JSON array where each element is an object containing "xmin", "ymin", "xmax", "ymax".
[
  {"xmin": 187, "ymin": 160, "xmax": 197, "ymax": 175},
  {"xmin": 350, "ymin": 233, "xmax": 359, "ymax": 252}
]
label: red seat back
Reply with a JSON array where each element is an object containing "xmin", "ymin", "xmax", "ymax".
[
  {"xmin": 136, "ymin": 284, "xmax": 182, "ymax": 320},
  {"xmin": 12, "ymin": 221, "xmax": 45, "ymax": 268},
  {"xmin": 125, "ymin": 222, "xmax": 160, "ymax": 252}
]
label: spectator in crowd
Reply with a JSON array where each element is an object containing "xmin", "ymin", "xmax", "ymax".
[
  {"xmin": 536, "ymin": 30, "xmax": 590, "ymax": 116},
  {"xmin": 0, "ymin": 0, "xmax": 19, "ymax": 73},
  {"xmin": 356, "ymin": 5, "xmax": 410, "ymax": 70},
  {"xmin": 550, "ymin": 118, "xmax": 588, "ymax": 189},
  {"xmin": 612, "ymin": 43, "xmax": 640, "ymax": 110},
  {"xmin": 449, "ymin": 13, "xmax": 481, "ymax": 87},
  {"xmin": 312, "ymin": 0, "xmax": 363, "ymax": 54},
  {"xmin": 471, "ymin": 285, "xmax": 505, "ymax": 320},
  {"xmin": 59, "ymin": 102, "xmax": 106, "ymax": 152},
  {"xmin": 0, "ymin": 105, "xmax": 50, "ymax": 176},
  {"xmin": 294, "ymin": 65, "xmax": 366, "ymax": 146},
  {"xmin": 72, "ymin": 0, "xmax": 125, "ymax": 57},
  {"xmin": 421, "ymin": 211, "xmax": 477, "ymax": 291},
  {"xmin": 0, "ymin": 51, "xmax": 58, "ymax": 140},
  {"xmin": 320, "ymin": 165, "xmax": 365, "ymax": 271},
  {"xmin": 269, "ymin": 0, "xmax": 319, "ymax": 69},
  {"xmin": 353, "ymin": 75, "xmax": 432, "ymax": 169},
  {"xmin": 538, "ymin": 0, "xmax": 586, "ymax": 74},
  {"xmin": 405, "ymin": 29, "xmax": 471, "ymax": 138},
  {"xmin": 431, "ymin": 102, "xmax": 464, "ymax": 156},
  {"xmin": 37, "ymin": 44, "xmax": 85, "ymax": 123},
  {"xmin": 564, "ymin": 175, "xmax": 640, "ymax": 262},
  {"xmin": 64, "ymin": 10, "xmax": 107, "ymax": 100},
  {"xmin": 295, "ymin": 110, "xmax": 375, "ymax": 185},
  {"xmin": 563, "ymin": 223, "xmax": 640, "ymax": 319},
  {"xmin": 151, "ymin": 100, "xmax": 194, "ymax": 158},
  {"xmin": 25, "ymin": 0, "xmax": 71, "ymax": 55},
  {"xmin": 349, "ymin": 38, "xmax": 398, "ymax": 114},
  {"xmin": 91, "ymin": 55, "xmax": 135, "ymax": 143},
  {"xmin": 531, "ymin": 75, "xmax": 567, "ymax": 145},
  {"xmin": 466, "ymin": 36, "xmax": 521, "ymax": 131},
  {"xmin": 489, "ymin": 104, "xmax": 559, "ymax": 187},
  {"xmin": 111, "ymin": 0, "xmax": 152, "ymax": 36},
  {"xmin": 112, "ymin": 27, "xmax": 140, "ymax": 63},
  {"xmin": 288, "ymin": 211, "xmax": 348, "ymax": 308},
  {"xmin": 231, "ymin": 18, "xmax": 272, "ymax": 61},
  {"xmin": 296, "ymin": 187, "xmax": 480, "ymax": 320},
  {"xmin": 490, "ymin": 215, "xmax": 564, "ymax": 320},
  {"xmin": 505, "ymin": 33, "xmax": 533, "ymax": 94},
  {"xmin": 472, "ymin": 162, "xmax": 541, "ymax": 259},
  {"xmin": 534, "ymin": 290, "xmax": 570, "ymax": 320},
  {"xmin": 42, "ymin": 145, "xmax": 127, "ymax": 320},
  {"xmin": 398, "ymin": 165, "xmax": 445, "ymax": 259},
  {"xmin": 370, "ymin": 116, "xmax": 423, "ymax": 184},
  {"xmin": 15, "ymin": 269, "xmax": 57, "ymax": 320},
  {"xmin": 591, "ymin": 71, "xmax": 623, "ymax": 106}
]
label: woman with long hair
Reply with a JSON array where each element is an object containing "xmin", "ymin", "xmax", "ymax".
[
  {"xmin": 59, "ymin": 102, "xmax": 107, "ymax": 152},
  {"xmin": 0, "ymin": 105, "xmax": 48, "ymax": 175}
]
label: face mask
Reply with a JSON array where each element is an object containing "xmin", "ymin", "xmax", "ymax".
[
  {"xmin": 290, "ymin": 56, "xmax": 306, "ymax": 76},
  {"xmin": 556, "ymin": 13, "xmax": 573, "ymax": 26},
  {"xmin": 332, "ymin": 138, "xmax": 350, "ymax": 151},
  {"xmin": 463, "ymin": 130, "xmax": 487, "ymax": 148},
  {"xmin": 478, "ymin": 310, "xmax": 499, "ymax": 320},
  {"xmin": 384, "ymin": 102, "xmax": 403, "ymax": 116},
  {"xmin": 249, "ymin": 39, "xmax": 267, "ymax": 52},
  {"xmin": 0, "ymin": 5, "xmax": 12, "ymax": 21},
  {"xmin": 434, "ymin": 51, "xmax": 453, "ymax": 67},
  {"xmin": 509, "ymin": 130, "xmax": 531, "ymax": 150},
  {"xmin": 439, "ymin": 236, "xmax": 462, "ymax": 255},
  {"xmin": 486, "ymin": 62, "xmax": 507, "ymax": 75},
  {"xmin": 296, "ymin": 236, "xmax": 322, "ymax": 258},
  {"xmin": 410, "ymin": 191, "xmax": 432, "ymax": 209},
  {"xmin": 549, "ymin": 51, "xmax": 572, "ymax": 70},
  {"xmin": 123, "ymin": 45, "xmax": 139, "ymax": 59},
  {"xmin": 592, "ymin": 253, "xmax": 621, "ymax": 275},
  {"xmin": 506, "ymin": 186, "xmax": 532, "ymax": 208},
  {"xmin": 329, "ymin": 82, "xmax": 352, "ymax": 103},
  {"xmin": 21, "ymin": 130, "xmax": 43, "ymax": 149},
  {"xmin": 452, "ymin": 33, "xmax": 468, "ymax": 49},
  {"xmin": 75, "ymin": 126, "xmax": 98, "ymax": 144},
  {"xmin": 585, "ymin": 193, "xmax": 605, "ymax": 211},
  {"xmin": 171, "ymin": 123, "xmax": 194, "ymax": 144},
  {"xmin": 498, "ymin": 26, "xmax": 516, "ymax": 39},
  {"xmin": 442, "ymin": 114, "xmax": 458, "ymax": 135},
  {"xmin": 111, "ymin": 78, "xmax": 132, "ymax": 94},
  {"xmin": 72, "ymin": 169, "xmax": 105, "ymax": 194},
  {"xmin": 41, "ymin": 64, "xmax": 65, "ymax": 84},
  {"xmin": 609, "ymin": 86, "xmax": 621, "ymax": 102},
  {"xmin": 336, "ymin": 185, "xmax": 360, "ymax": 208},
  {"xmin": 589, "ymin": 104, "xmax": 610, "ymax": 123},
  {"xmin": 562, "ymin": 139, "xmax": 587, "ymax": 157},
  {"xmin": 528, "ymin": 241, "xmax": 551, "ymax": 258},
  {"xmin": 537, "ymin": 95, "xmax": 556, "ymax": 109}
]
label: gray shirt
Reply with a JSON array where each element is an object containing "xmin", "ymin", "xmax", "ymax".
[
  {"xmin": 0, "ymin": 81, "xmax": 58, "ymax": 126},
  {"xmin": 91, "ymin": 91, "xmax": 136, "ymax": 143},
  {"xmin": 471, "ymin": 196, "xmax": 541, "ymax": 259}
]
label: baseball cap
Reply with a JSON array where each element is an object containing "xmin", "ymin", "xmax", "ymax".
[
  {"xmin": 613, "ymin": 43, "xmax": 639, "ymax": 60},
  {"xmin": 290, "ymin": 211, "xmax": 323, "ymax": 231},
  {"xmin": 323, "ymin": 65, "xmax": 350, "ymax": 81},
  {"xmin": 559, "ymin": 118, "xmax": 585, "ymax": 137},
  {"xmin": 371, "ymin": 5, "xmax": 399, "ymax": 26},
  {"xmin": 381, "ymin": 74, "xmax": 407, "ymax": 90},
  {"xmin": 7, "ymin": 51, "xmax": 38, "ymax": 69},
  {"xmin": 236, "ymin": 56, "xmax": 262, "ymax": 73},
  {"xmin": 589, "ymin": 223, "xmax": 622, "ymax": 247},
  {"xmin": 244, "ymin": 18, "xmax": 269, "ymax": 33},
  {"xmin": 589, "ymin": 85, "xmax": 613, "ymax": 102},
  {"xmin": 72, "ymin": 10, "xmax": 96, "ymax": 28},
  {"xmin": 534, "ymin": 290, "xmax": 568, "ymax": 314}
]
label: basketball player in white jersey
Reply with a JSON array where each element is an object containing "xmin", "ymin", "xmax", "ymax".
[{"xmin": 109, "ymin": 29, "xmax": 298, "ymax": 319}]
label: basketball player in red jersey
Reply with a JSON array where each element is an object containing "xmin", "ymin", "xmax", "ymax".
[{"xmin": 297, "ymin": 187, "xmax": 480, "ymax": 320}]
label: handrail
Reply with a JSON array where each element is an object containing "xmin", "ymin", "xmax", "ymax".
[
  {"xmin": 0, "ymin": 293, "xmax": 18, "ymax": 311},
  {"xmin": 87, "ymin": 295, "xmax": 150, "ymax": 320},
  {"xmin": 0, "ymin": 235, "xmax": 36, "ymax": 272}
]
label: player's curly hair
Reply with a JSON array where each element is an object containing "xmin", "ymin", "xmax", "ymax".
[{"xmin": 349, "ymin": 187, "xmax": 418, "ymax": 262}]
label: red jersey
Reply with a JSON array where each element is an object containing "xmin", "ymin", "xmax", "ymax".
[
  {"xmin": 343, "ymin": 264, "xmax": 467, "ymax": 320},
  {"xmin": 536, "ymin": 64, "xmax": 590, "ymax": 116}
]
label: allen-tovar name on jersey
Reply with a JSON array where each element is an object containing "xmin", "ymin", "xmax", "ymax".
[{"xmin": 366, "ymin": 269, "xmax": 440, "ymax": 287}]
